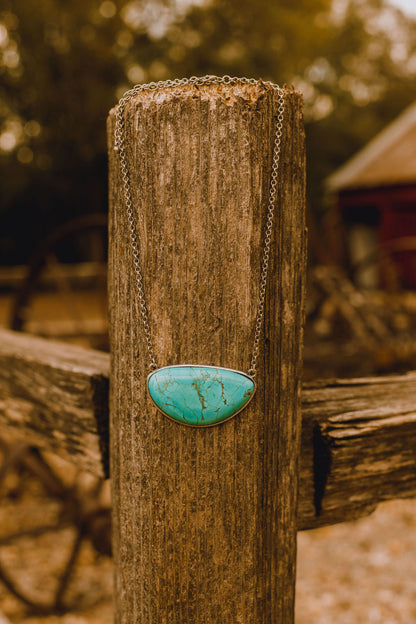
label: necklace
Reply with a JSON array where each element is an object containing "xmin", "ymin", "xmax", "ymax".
[{"xmin": 114, "ymin": 75, "xmax": 285, "ymax": 427}]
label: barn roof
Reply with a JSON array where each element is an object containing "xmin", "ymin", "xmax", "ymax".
[{"xmin": 326, "ymin": 101, "xmax": 416, "ymax": 192}]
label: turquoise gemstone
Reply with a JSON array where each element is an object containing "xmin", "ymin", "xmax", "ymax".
[{"xmin": 147, "ymin": 365, "xmax": 255, "ymax": 426}]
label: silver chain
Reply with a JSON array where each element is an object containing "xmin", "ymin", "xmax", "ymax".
[{"xmin": 114, "ymin": 75, "xmax": 285, "ymax": 379}]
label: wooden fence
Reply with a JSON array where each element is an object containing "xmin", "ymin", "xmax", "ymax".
[
  {"xmin": 1, "ymin": 328, "xmax": 416, "ymax": 621},
  {"xmin": 1, "ymin": 80, "xmax": 415, "ymax": 623}
]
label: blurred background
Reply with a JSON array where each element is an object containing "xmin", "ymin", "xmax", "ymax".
[
  {"xmin": 1, "ymin": 0, "xmax": 416, "ymax": 370},
  {"xmin": 0, "ymin": 0, "xmax": 416, "ymax": 622},
  {"xmin": 1, "ymin": 0, "xmax": 415, "ymax": 259}
]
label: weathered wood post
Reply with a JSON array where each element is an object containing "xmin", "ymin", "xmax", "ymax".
[{"xmin": 107, "ymin": 80, "xmax": 306, "ymax": 623}]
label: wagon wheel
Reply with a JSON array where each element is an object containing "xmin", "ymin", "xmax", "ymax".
[
  {"xmin": 0, "ymin": 215, "xmax": 111, "ymax": 615},
  {"xmin": 10, "ymin": 213, "xmax": 109, "ymax": 351},
  {"xmin": 0, "ymin": 435, "xmax": 112, "ymax": 614}
]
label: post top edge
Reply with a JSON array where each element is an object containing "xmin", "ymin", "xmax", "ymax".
[{"xmin": 108, "ymin": 81, "xmax": 301, "ymax": 117}]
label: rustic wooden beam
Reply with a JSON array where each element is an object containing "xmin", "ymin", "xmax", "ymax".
[
  {"xmin": 108, "ymin": 82, "xmax": 306, "ymax": 624},
  {"xmin": 0, "ymin": 328, "xmax": 109, "ymax": 476},
  {"xmin": 299, "ymin": 373, "xmax": 416, "ymax": 529},
  {"xmin": 1, "ymin": 329, "xmax": 416, "ymax": 533}
]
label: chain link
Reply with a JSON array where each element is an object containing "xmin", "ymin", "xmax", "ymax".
[{"xmin": 114, "ymin": 76, "xmax": 285, "ymax": 378}]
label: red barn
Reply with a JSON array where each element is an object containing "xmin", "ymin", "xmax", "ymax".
[{"xmin": 326, "ymin": 102, "xmax": 416, "ymax": 289}]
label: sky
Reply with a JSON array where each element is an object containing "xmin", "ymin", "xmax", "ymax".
[{"xmin": 389, "ymin": 0, "xmax": 416, "ymax": 14}]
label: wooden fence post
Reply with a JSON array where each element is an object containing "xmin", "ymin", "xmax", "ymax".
[{"xmin": 107, "ymin": 81, "xmax": 306, "ymax": 624}]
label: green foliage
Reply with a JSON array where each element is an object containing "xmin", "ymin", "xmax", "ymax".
[{"xmin": 0, "ymin": 0, "xmax": 415, "ymax": 262}]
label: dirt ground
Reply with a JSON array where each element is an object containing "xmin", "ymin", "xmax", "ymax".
[
  {"xmin": 1, "ymin": 286, "xmax": 416, "ymax": 623},
  {"xmin": 0, "ymin": 495, "xmax": 415, "ymax": 624},
  {"xmin": 296, "ymin": 499, "xmax": 416, "ymax": 624}
]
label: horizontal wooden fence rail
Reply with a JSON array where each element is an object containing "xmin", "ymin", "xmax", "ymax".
[
  {"xmin": 1, "ymin": 328, "xmax": 415, "ymax": 531},
  {"xmin": 0, "ymin": 328, "xmax": 110, "ymax": 476}
]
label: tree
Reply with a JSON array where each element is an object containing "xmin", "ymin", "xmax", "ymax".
[{"xmin": 0, "ymin": 0, "xmax": 415, "ymax": 263}]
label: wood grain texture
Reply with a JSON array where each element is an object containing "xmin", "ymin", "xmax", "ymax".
[
  {"xmin": 0, "ymin": 328, "xmax": 109, "ymax": 476},
  {"xmin": 299, "ymin": 373, "xmax": 416, "ymax": 529},
  {"xmin": 1, "ymin": 331, "xmax": 416, "ymax": 531},
  {"xmin": 108, "ymin": 82, "xmax": 306, "ymax": 624}
]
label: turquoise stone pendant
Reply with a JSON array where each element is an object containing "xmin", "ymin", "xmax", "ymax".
[{"xmin": 147, "ymin": 365, "xmax": 256, "ymax": 427}]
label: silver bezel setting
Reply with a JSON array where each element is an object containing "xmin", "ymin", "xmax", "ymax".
[{"xmin": 147, "ymin": 364, "xmax": 257, "ymax": 428}]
